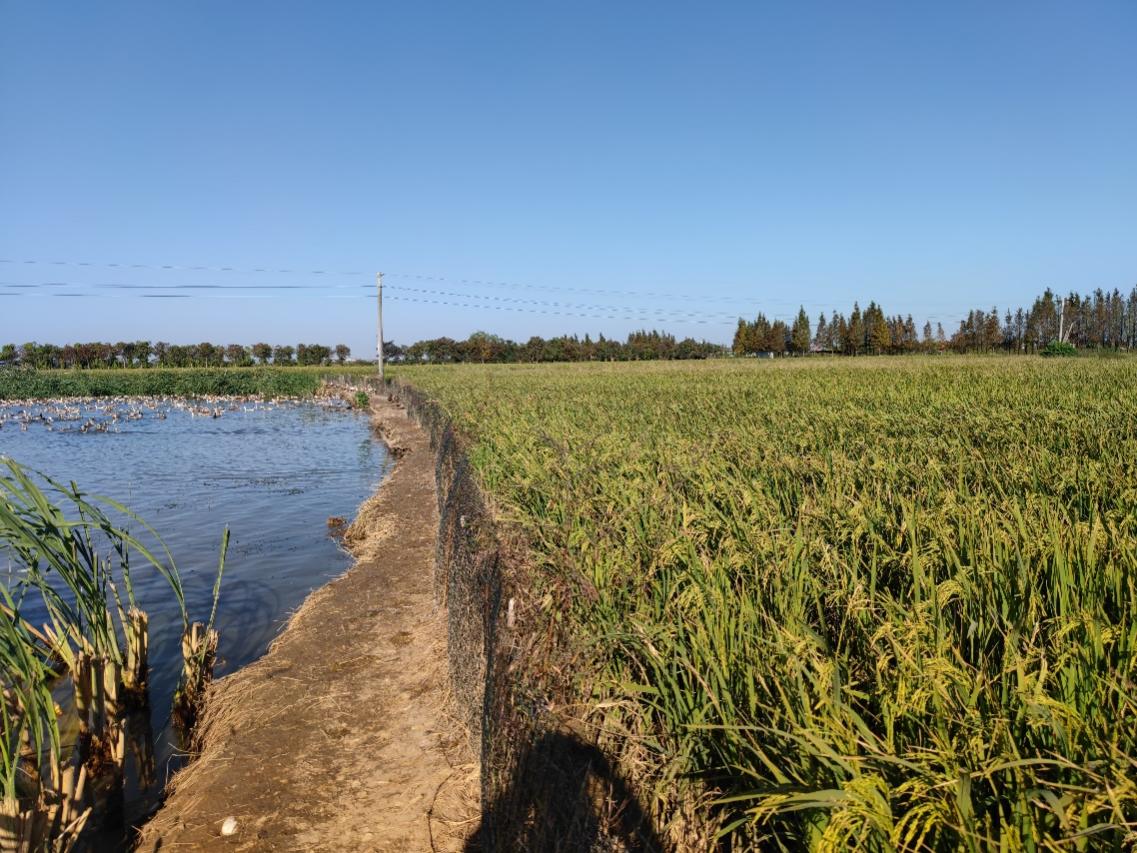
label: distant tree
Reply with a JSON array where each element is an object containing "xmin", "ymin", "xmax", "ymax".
[
  {"xmin": 864, "ymin": 302, "xmax": 891, "ymax": 354},
  {"xmin": 334, "ymin": 344, "xmax": 351, "ymax": 364},
  {"xmin": 295, "ymin": 343, "xmax": 331, "ymax": 365},
  {"xmin": 767, "ymin": 320, "xmax": 788, "ymax": 354},
  {"xmin": 466, "ymin": 331, "xmax": 504, "ymax": 363},
  {"xmin": 225, "ymin": 344, "xmax": 251, "ymax": 366},
  {"xmin": 732, "ymin": 319, "xmax": 749, "ymax": 356},
  {"xmin": 252, "ymin": 342, "xmax": 272, "ymax": 364},
  {"xmin": 813, "ymin": 314, "xmax": 829, "ymax": 351},
  {"xmin": 133, "ymin": 340, "xmax": 152, "ymax": 367},
  {"xmin": 273, "ymin": 344, "xmax": 295, "ymax": 365},
  {"xmin": 846, "ymin": 304, "xmax": 864, "ymax": 355},
  {"xmin": 903, "ymin": 316, "xmax": 918, "ymax": 352},
  {"xmin": 791, "ymin": 307, "xmax": 811, "ymax": 354}
]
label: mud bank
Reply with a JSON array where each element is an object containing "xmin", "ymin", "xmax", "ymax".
[{"xmin": 137, "ymin": 394, "xmax": 476, "ymax": 851}]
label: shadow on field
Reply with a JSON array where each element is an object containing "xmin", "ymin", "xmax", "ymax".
[{"xmin": 466, "ymin": 730, "xmax": 666, "ymax": 853}]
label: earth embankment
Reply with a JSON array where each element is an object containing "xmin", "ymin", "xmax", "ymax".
[{"xmin": 137, "ymin": 393, "xmax": 476, "ymax": 852}]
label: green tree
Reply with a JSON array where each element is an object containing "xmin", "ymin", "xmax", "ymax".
[
  {"xmin": 865, "ymin": 302, "xmax": 891, "ymax": 354},
  {"xmin": 846, "ymin": 304, "xmax": 864, "ymax": 355},
  {"xmin": 791, "ymin": 307, "xmax": 811, "ymax": 354},
  {"xmin": 732, "ymin": 319, "xmax": 749, "ymax": 356}
]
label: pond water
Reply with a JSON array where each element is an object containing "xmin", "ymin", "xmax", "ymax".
[{"xmin": 0, "ymin": 397, "xmax": 388, "ymax": 835}]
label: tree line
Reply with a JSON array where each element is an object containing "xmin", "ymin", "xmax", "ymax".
[
  {"xmin": 0, "ymin": 330, "xmax": 725, "ymax": 369},
  {"xmin": 389, "ymin": 329, "xmax": 724, "ymax": 363},
  {"xmin": 0, "ymin": 340, "xmax": 353, "ymax": 369},
  {"xmin": 7, "ymin": 284, "xmax": 1135, "ymax": 368},
  {"xmin": 733, "ymin": 285, "xmax": 1137, "ymax": 356}
]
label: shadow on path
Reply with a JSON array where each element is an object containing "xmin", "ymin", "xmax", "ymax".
[{"xmin": 466, "ymin": 730, "xmax": 666, "ymax": 852}]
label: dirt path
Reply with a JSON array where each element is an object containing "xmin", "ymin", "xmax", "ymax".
[{"xmin": 138, "ymin": 395, "xmax": 477, "ymax": 852}]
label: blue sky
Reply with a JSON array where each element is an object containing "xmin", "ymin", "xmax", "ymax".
[{"xmin": 2, "ymin": 2, "xmax": 1135, "ymax": 355}]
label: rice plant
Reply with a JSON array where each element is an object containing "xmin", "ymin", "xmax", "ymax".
[{"xmin": 393, "ymin": 357, "xmax": 1137, "ymax": 850}]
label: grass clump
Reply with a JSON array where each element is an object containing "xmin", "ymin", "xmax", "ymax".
[
  {"xmin": 1040, "ymin": 341, "xmax": 1078, "ymax": 357},
  {"xmin": 394, "ymin": 357, "xmax": 1137, "ymax": 850}
]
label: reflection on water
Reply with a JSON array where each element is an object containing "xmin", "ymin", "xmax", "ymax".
[{"xmin": 0, "ymin": 398, "xmax": 389, "ymax": 831}]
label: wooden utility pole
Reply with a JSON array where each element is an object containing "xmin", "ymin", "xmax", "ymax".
[{"xmin": 376, "ymin": 271, "xmax": 385, "ymax": 383}]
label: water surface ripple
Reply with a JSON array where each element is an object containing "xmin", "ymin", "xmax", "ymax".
[{"xmin": 0, "ymin": 398, "xmax": 388, "ymax": 828}]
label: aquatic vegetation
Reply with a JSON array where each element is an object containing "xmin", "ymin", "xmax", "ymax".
[
  {"xmin": 0, "ymin": 587, "xmax": 90, "ymax": 851},
  {"xmin": 0, "ymin": 365, "xmax": 376, "ymax": 401},
  {"xmin": 173, "ymin": 529, "xmax": 228, "ymax": 734},
  {"xmin": 0, "ymin": 457, "xmax": 226, "ymax": 844},
  {"xmin": 394, "ymin": 357, "xmax": 1137, "ymax": 850}
]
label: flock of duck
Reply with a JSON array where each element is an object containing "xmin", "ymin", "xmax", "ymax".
[{"xmin": 0, "ymin": 395, "xmax": 353, "ymax": 434}]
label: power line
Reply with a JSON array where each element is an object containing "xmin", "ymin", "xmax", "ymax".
[
  {"xmin": 0, "ymin": 255, "xmax": 825, "ymax": 306},
  {"xmin": 0, "ymin": 278, "xmax": 970, "ymax": 327},
  {"xmin": 382, "ymin": 270, "xmax": 798, "ymax": 305},
  {"xmin": 0, "ymin": 280, "xmax": 361, "ymax": 292},
  {"xmin": 382, "ymin": 284, "xmax": 747, "ymax": 321},
  {"xmin": 0, "ymin": 258, "xmax": 366, "ymax": 277},
  {"xmin": 0, "ymin": 278, "xmax": 763, "ymax": 320},
  {"xmin": 0, "ymin": 256, "xmax": 983, "ymax": 321},
  {"xmin": 383, "ymin": 295, "xmax": 731, "ymax": 326}
]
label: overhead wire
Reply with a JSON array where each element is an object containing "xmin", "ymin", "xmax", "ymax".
[
  {"xmin": 383, "ymin": 294, "xmax": 728, "ymax": 325},
  {"xmin": 0, "ymin": 257, "xmax": 366, "ymax": 276},
  {"xmin": 0, "ymin": 256, "xmax": 837, "ymax": 307},
  {"xmin": 0, "ymin": 258, "xmax": 973, "ymax": 326}
]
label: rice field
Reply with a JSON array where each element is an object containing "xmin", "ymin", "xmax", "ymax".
[{"xmin": 393, "ymin": 357, "xmax": 1137, "ymax": 851}]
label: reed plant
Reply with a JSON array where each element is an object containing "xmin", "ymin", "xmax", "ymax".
[
  {"xmin": 0, "ymin": 456, "xmax": 227, "ymax": 843},
  {"xmin": 395, "ymin": 357, "xmax": 1137, "ymax": 850},
  {"xmin": 0, "ymin": 586, "xmax": 89, "ymax": 851},
  {"xmin": 173, "ymin": 528, "xmax": 228, "ymax": 734}
]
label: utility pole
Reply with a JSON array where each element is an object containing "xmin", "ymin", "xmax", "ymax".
[{"xmin": 376, "ymin": 271, "xmax": 385, "ymax": 383}]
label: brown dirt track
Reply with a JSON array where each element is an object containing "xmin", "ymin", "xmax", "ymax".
[{"xmin": 137, "ymin": 395, "xmax": 477, "ymax": 852}]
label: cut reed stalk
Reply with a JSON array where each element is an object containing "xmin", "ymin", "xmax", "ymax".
[{"xmin": 173, "ymin": 622, "xmax": 218, "ymax": 734}]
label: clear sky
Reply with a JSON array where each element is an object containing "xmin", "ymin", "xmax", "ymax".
[{"xmin": 2, "ymin": 2, "xmax": 1135, "ymax": 355}]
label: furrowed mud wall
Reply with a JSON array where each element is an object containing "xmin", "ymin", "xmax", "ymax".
[{"xmin": 382, "ymin": 380, "xmax": 664, "ymax": 853}]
